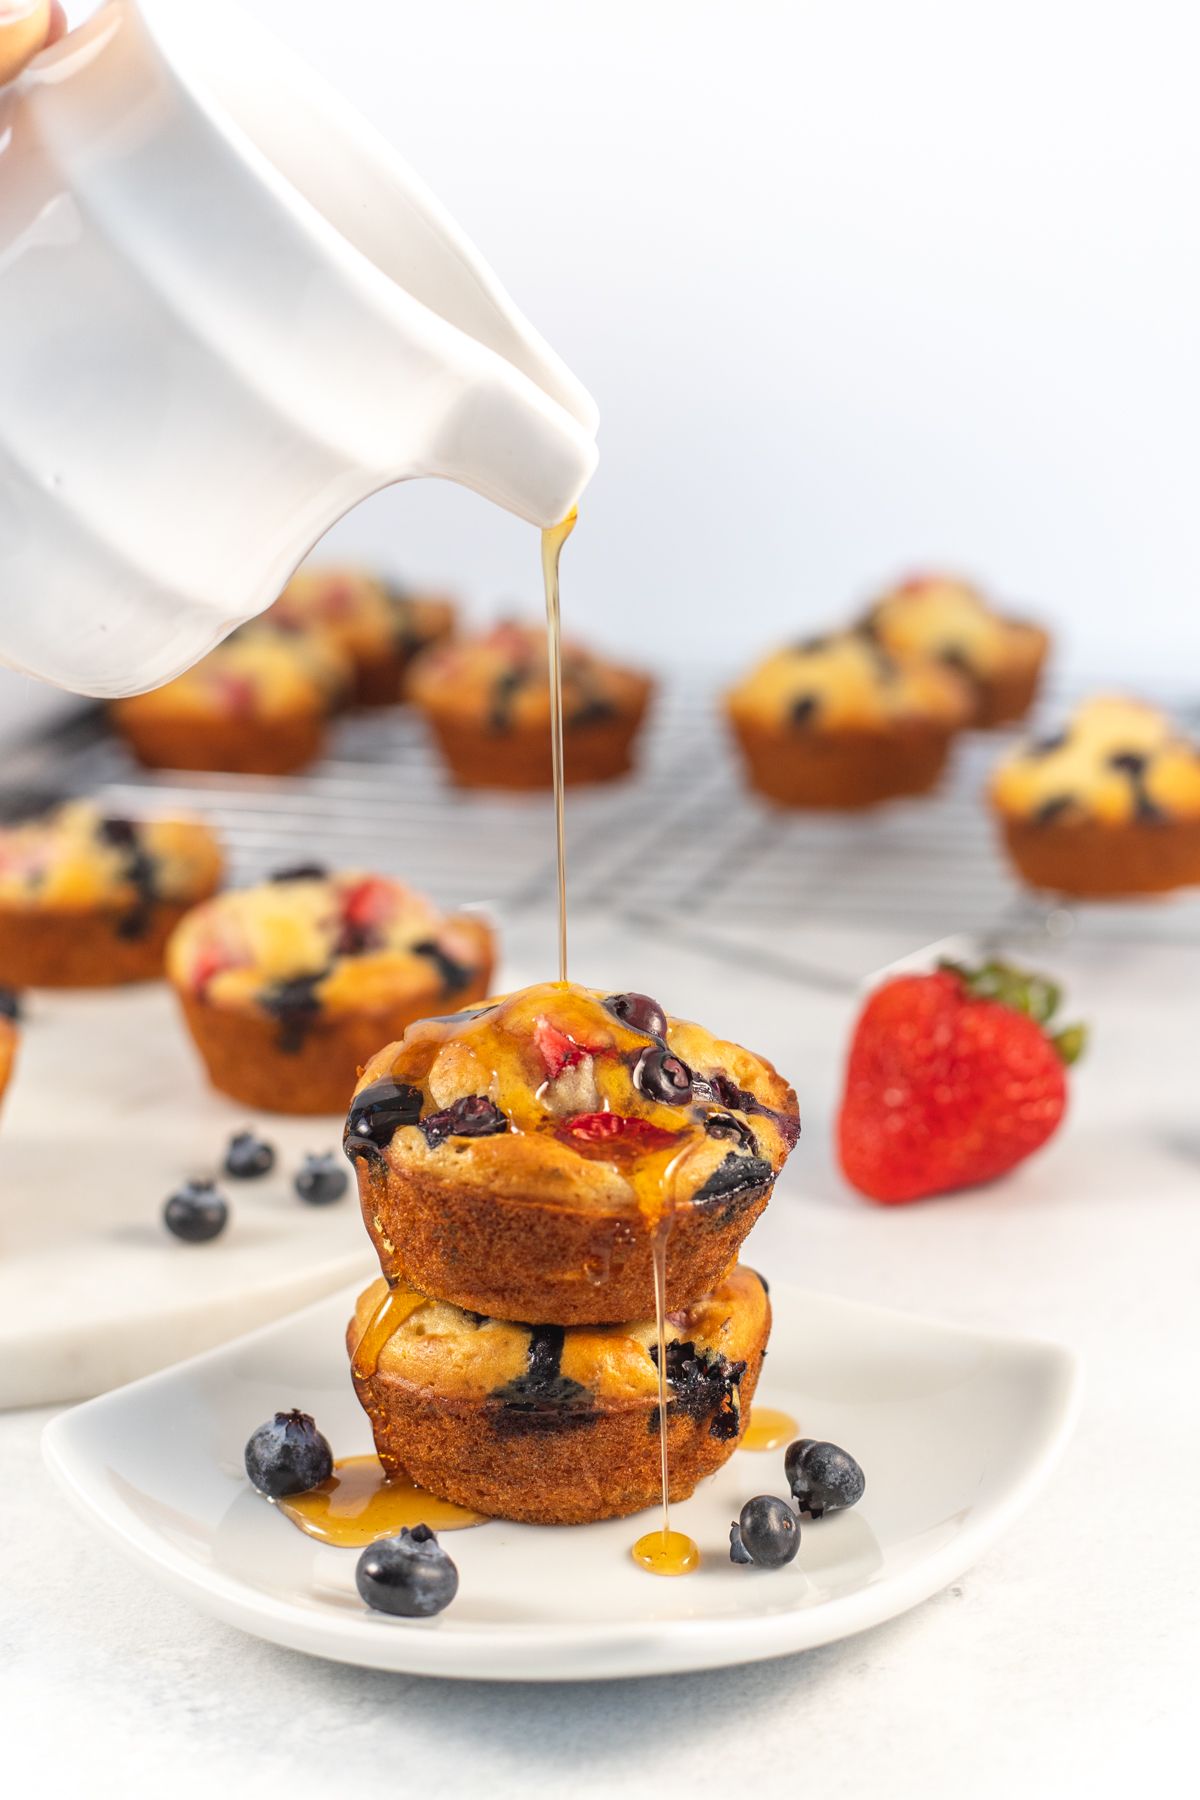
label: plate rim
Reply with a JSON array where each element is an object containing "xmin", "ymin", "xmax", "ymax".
[{"xmin": 41, "ymin": 1282, "xmax": 1084, "ymax": 1681}]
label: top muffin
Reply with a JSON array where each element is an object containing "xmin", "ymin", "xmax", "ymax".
[
  {"xmin": 270, "ymin": 566, "xmax": 455, "ymax": 705},
  {"xmin": 344, "ymin": 981, "xmax": 798, "ymax": 1322},
  {"xmin": 863, "ymin": 574, "xmax": 1048, "ymax": 726}
]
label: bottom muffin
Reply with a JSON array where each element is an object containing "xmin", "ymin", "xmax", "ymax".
[{"xmin": 347, "ymin": 1264, "xmax": 769, "ymax": 1525}]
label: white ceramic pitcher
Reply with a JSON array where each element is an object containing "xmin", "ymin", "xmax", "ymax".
[{"xmin": 0, "ymin": 0, "xmax": 598, "ymax": 697}]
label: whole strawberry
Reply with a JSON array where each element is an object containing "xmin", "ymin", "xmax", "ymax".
[{"xmin": 838, "ymin": 960, "xmax": 1086, "ymax": 1204}]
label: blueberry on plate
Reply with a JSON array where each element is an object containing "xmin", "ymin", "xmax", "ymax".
[
  {"xmin": 223, "ymin": 1129, "xmax": 275, "ymax": 1180},
  {"xmin": 736, "ymin": 1495, "xmax": 800, "ymax": 1568},
  {"xmin": 244, "ymin": 1409, "xmax": 333, "ymax": 1498},
  {"xmin": 784, "ymin": 1438, "xmax": 866, "ymax": 1519},
  {"xmin": 356, "ymin": 1525, "xmax": 459, "ymax": 1617},
  {"xmin": 294, "ymin": 1152, "xmax": 348, "ymax": 1205},
  {"xmin": 163, "ymin": 1179, "xmax": 229, "ymax": 1243}
]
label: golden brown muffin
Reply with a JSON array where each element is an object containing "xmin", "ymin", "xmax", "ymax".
[
  {"xmin": 406, "ymin": 621, "xmax": 654, "ymax": 789},
  {"xmin": 0, "ymin": 996, "xmax": 18, "ymax": 1117},
  {"xmin": 0, "ymin": 802, "xmax": 223, "ymax": 988},
  {"xmin": 344, "ymin": 981, "xmax": 799, "ymax": 1324},
  {"xmin": 726, "ymin": 629, "xmax": 972, "ymax": 809},
  {"xmin": 109, "ymin": 625, "xmax": 351, "ymax": 775},
  {"xmin": 864, "ymin": 574, "xmax": 1049, "ymax": 727},
  {"xmin": 991, "ymin": 695, "xmax": 1200, "ymax": 897},
  {"xmin": 167, "ymin": 868, "xmax": 495, "ymax": 1114},
  {"xmin": 269, "ymin": 566, "xmax": 456, "ymax": 706},
  {"xmin": 347, "ymin": 1263, "xmax": 769, "ymax": 1525}
]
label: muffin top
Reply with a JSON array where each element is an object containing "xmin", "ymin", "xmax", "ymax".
[
  {"xmin": 865, "ymin": 574, "xmax": 1046, "ymax": 677},
  {"xmin": 113, "ymin": 625, "xmax": 350, "ymax": 724},
  {"xmin": 406, "ymin": 622, "xmax": 652, "ymax": 731},
  {"xmin": 167, "ymin": 867, "xmax": 492, "ymax": 1018},
  {"xmin": 991, "ymin": 695, "xmax": 1200, "ymax": 825},
  {"xmin": 350, "ymin": 1263, "xmax": 767, "ymax": 1428},
  {"xmin": 0, "ymin": 802, "xmax": 222, "ymax": 912},
  {"xmin": 726, "ymin": 629, "xmax": 971, "ymax": 731},
  {"xmin": 345, "ymin": 981, "xmax": 799, "ymax": 1219},
  {"xmin": 271, "ymin": 566, "xmax": 455, "ymax": 663}
]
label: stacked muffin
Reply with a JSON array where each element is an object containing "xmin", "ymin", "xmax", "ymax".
[{"xmin": 342, "ymin": 981, "xmax": 799, "ymax": 1524}]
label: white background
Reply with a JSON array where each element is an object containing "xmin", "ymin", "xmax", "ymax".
[{"xmin": 3, "ymin": 0, "xmax": 1200, "ymax": 742}]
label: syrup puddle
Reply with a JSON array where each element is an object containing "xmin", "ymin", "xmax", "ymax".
[
  {"xmin": 277, "ymin": 1455, "xmax": 488, "ymax": 1546},
  {"xmin": 741, "ymin": 1408, "xmax": 798, "ymax": 1453}
]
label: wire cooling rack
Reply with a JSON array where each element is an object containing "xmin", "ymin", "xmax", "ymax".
[{"xmin": 5, "ymin": 680, "xmax": 1200, "ymax": 952}]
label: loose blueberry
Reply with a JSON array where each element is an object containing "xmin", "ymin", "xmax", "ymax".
[
  {"xmin": 223, "ymin": 1129, "xmax": 275, "ymax": 1180},
  {"xmin": 0, "ymin": 987, "xmax": 22, "ymax": 1023},
  {"xmin": 244, "ymin": 1409, "xmax": 333, "ymax": 1498},
  {"xmin": 355, "ymin": 1524, "xmax": 459, "ymax": 1617},
  {"xmin": 729, "ymin": 1521, "xmax": 754, "ymax": 1564},
  {"xmin": 633, "ymin": 1046, "xmax": 693, "ymax": 1106},
  {"xmin": 294, "ymin": 1152, "xmax": 348, "ymax": 1205},
  {"xmin": 737, "ymin": 1495, "xmax": 800, "ymax": 1568},
  {"xmin": 784, "ymin": 1438, "xmax": 866, "ymax": 1519},
  {"xmin": 163, "ymin": 1179, "xmax": 229, "ymax": 1243},
  {"xmin": 604, "ymin": 992, "xmax": 667, "ymax": 1039}
]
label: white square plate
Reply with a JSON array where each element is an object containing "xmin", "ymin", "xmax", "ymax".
[{"xmin": 42, "ymin": 1279, "xmax": 1080, "ymax": 1681}]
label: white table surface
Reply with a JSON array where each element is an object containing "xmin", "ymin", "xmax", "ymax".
[{"xmin": 2, "ymin": 912, "xmax": 1195, "ymax": 1797}]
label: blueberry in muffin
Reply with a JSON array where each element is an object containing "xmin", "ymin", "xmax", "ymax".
[
  {"xmin": 725, "ymin": 629, "xmax": 972, "ymax": 809},
  {"xmin": 0, "ymin": 801, "xmax": 222, "ymax": 987},
  {"xmin": 863, "ymin": 573, "xmax": 1049, "ymax": 728},
  {"xmin": 406, "ymin": 621, "xmax": 654, "ymax": 789},
  {"xmin": 109, "ymin": 624, "xmax": 352, "ymax": 776},
  {"xmin": 990, "ymin": 694, "xmax": 1200, "ymax": 897},
  {"xmin": 269, "ymin": 565, "xmax": 455, "ymax": 707},
  {"xmin": 167, "ymin": 870, "xmax": 495, "ymax": 1114},
  {"xmin": 346, "ymin": 1262, "xmax": 770, "ymax": 1525},
  {"xmin": 344, "ymin": 981, "xmax": 798, "ymax": 1323}
]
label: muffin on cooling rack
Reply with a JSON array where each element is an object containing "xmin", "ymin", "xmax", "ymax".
[
  {"xmin": 347, "ymin": 1262, "xmax": 769, "ymax": 1525},
  {"xmin": 167, "ymin": 868, "xmax": 495, "ymax": 1114},
  {"xmin": 0, "ymin": 990, "xmax": 19, "ymax": 1116},
  {"xmin": 109, "ymin": 625, "xmax": 351, "ymax": 776},
  {"xmin": 406, "ymin": 621, "xmax": 654, "ymax": 789},
  {"xmin": 990, "ymin": 695, "xmax": 1200, "ymax": 897},
  {"xmin": 0, "ymin": 802, "xmax": 222, "ymax": 987},
  {"xmin": 862, "ymin": 574, "xmax": 1049, "ymax": 728},
  {"xmin": 344, "ymin": 981, "xmax": 798, "ymax": 1324},
  {"xmin": 269, "ymin": 565, "xmax": 455, "ymax": 706},
  {"xmin": 725, "ymin": 629, "xmax": 972, "ymax": 809}
]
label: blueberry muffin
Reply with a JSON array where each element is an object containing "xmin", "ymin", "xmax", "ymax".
[
  {"xmin": 168, "ymin": 869, "xmax": 495, "ymax": 1114},
  {"xmin": 990, "ymin": 695, "xmax": 1200, "ymax": 897},
  {"xmin": 0, "ymin": 802, "xmax": 223, "ymax": 987},
  {"xmin": 0, "ymin": 991, "xmax": 18, "ymax": 1117},
  {"xmin": 406, "ymin": 621, "xmax": 654, "ymax": 789},
  {"xmin": 863, "ymin": 574, "xmax": 1049, "ymax": 727},
  {"xmin": 726, "ymin": 630, "xmax": 972, "ymax": 809},
  {"xmin": 344, "ymin": 982, "xmax": 798, "ymax": 1324},
  {"xmin": 270, "ymin": 565, "xmax": 455, "ymax": 706},
  {"xmin": 347, "ymin": 1262, "xmax": 769, "ymax": 1525},
  {"xmin": 109, "ymin": 625, "xmax": 351, "ymax": 776}
]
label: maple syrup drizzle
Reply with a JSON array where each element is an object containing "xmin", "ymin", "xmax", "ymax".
[
  {"xmin": 277, "ymin": 1454, "xmax": 487, "ymax": 1546},
  {"xmin": 350, "ymin": 1278, "xmax": 427, "ymax": 1381},
  {"xmin": 740, "ymin": 1407, "xmax": 798, "ymax": 1453},
  {"xmin": 541, "ymin": 510, "xmax": 576, "ymax": 983}
]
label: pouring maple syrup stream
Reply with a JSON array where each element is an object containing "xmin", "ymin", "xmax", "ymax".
[{"xmin": 542, "ymin": 515, "xmax": 697, "ymax": 1577}]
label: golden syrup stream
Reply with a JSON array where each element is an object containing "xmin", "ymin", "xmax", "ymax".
[
  {"xmin": 740, "ymin": 1407, "xmax": 798, "ymax": 1453},
  {"xmin": 278, "ymin": 1455, "xmax": 487, "ymax": 1546},
  {"xmin": 541, "ymin": 510, "xmax": 577, "ymax": 983}
]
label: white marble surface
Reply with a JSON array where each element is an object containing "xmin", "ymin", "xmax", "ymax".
[{"xmin": 3, "ymin": 915, "xmax": 1195, "ymax": 1796}]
